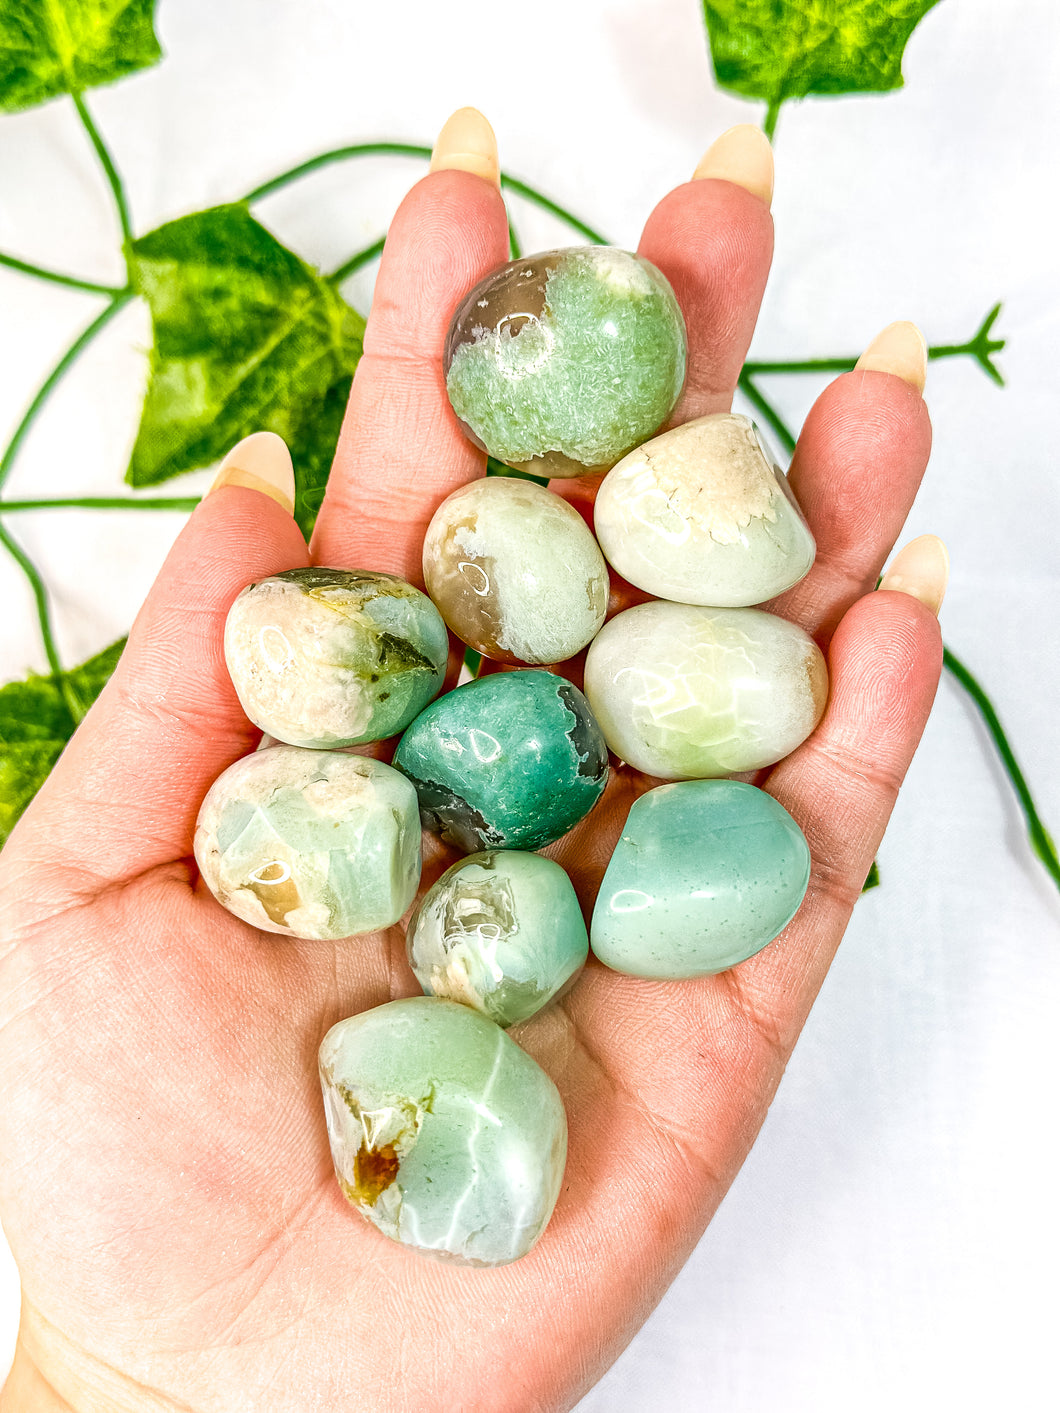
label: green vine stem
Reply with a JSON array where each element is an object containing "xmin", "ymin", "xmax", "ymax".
[
  {"xmin": 0, "ymin": 250, "xmax": 126, "ymax": 298},
  {"xmin": 0, "ymin": 520, "xmax": 82, "ymax": 724},
  {"xmin": 72, "ymin": 92, "xmax": 134, "ymax": 254},
  {"xmin": 763, "ymin": 98, "xmax": 781, "ymax": 142},
  {"xmin": 327, "ymin": 236, "xmax": 386, "ymax": 286},
  {"xmin": 943, "ymin": 648, "xmax": 1060, "ymax": 888},
  {"xmin": 0, "ymin": 496, "xmax": 201, "ymax": 513}
]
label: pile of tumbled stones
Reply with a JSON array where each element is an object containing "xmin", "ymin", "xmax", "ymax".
[{"xmin": 193, "ymin": 247, "xmax": 824, "ymax": 1267}]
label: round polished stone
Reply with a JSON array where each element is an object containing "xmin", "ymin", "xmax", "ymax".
[
  {"xmin": 194, "ymin": 746, "xmax": 421, "ymax": 939},
  {"xmin": 582, "ymin": 600, "xmax": 828, "ymax": 778},
  {"xmin": 422, "ymin": 476, "xmax": 608, "ymax": 664},
  {"xmin": 591, "ymin": 780, "xmax": 811, "ymax": 978},
  {"xmin": 319, "ymin": 997, "xmax": 567, "ymax": 1266},
  {"xmin": 224, "ymin": 567, "xmax": 449, "ymax": 748},
  {"xmin": 443, "ymin": 246, "xmax": 686, "ymax": 478},
  {"xmin": 407, "ymin": 851, "xmax": 589, "ymax": 1026},
  {"xmin": 393, "ymin": 669, "xmax": 609, "ymax": 852},
  {"xmin": 593, "ymin": 413, "xmax": 816, "ymax": 606}
]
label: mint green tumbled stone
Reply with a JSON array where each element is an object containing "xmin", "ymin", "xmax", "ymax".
[
  {"xmin": 224, "ymin": 568, "xmax": 449, "ymax": 748},
  {"xmin": 407, "ymin": 851, "xmax": 589, "ymax": 1027},
  {"xmin": 194, "ymin": 746, "xmax": 421, "ymax": 939},
  {"xmin": 444, "ymin": 247, "xmax": 687, "ymax": 478},
  {"xmin": 319, "ymin": 997, "xmax": 567, "ymax": 1266},
  {"xmin": 591, "ymin": 780, "xmax": 811, "ymax": 978}
]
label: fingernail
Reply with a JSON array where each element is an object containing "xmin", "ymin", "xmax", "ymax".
[
  {"xmin": 855, "ymin": 321, "xmax": 928, "ymax": 393},
  {"xmin": 693, "ymin": 124, "xmax": 774, "ymax": 207},
  {"xmin": 209, "ymin": 432, "xmax": 295, "ymax": 515},
  {"xmin": 879, "ymin": 534, "xmax": 949, "ymax": 616},
  {"xmin": 430, "ymin": 107, "xmax": 500, "ymax": 187}
]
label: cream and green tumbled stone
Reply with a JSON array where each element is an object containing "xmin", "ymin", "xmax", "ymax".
[
  {"xmin": 593, "ymin": 413, "xmax": 816, "ymax": 606},
  {"xmin": 319, "ymin": 997, "xmax": 567, "ymax": 1266},
  {"xmin": 582, "ymin": 600, "xmax": 828, "ymax": 778},
  {"xmin": 443, "ymin": 247, "xmax": 687, "ymax": 478},
  {"xmin": 194, "ymin": 746, "xmax": 421, "ymax": 939},
  {"xmin": 224, "ymin": 567, "xmax": 449, "ymax": 748},
  {"xmin": 591, "ymin": 780, "xmax": 811, "ymax": 978},
  {"xmin": 422, "ymin": 476, "xmax": 608, "ymax": 663},
  {"xmin": 406, "ymin": 851, "xmax": 589, "ymax": 1027}
]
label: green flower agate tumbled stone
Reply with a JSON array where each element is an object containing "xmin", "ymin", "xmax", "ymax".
[
  {"xmin": 591, "ymin": 780, "xmax": 811, "ymax": 978},
  {"xmin": 393, "ymin": 670, "xmax": 608, "ymax": 852},
  {"xmin": 194, "ymin": 746, "xmax": 421, "ymax": 939},
  {"xmin": 582, "ymin": 600, "xmax": 828, "ymax": 778},
  {"xmin": 444, "ymin": 247, "xmax": 687, "ymax": 478},
  {"xmin": 224, "ymin": 567, "xmax": 448, "ymax": 748},
  {"xmin": 422, "ymin": 476, "xmax": 608, "ymax": 664},
  {"xmin": 406, "ymin": 851, "xmax": 589, "ymax": 1026},
  {"xmin": 319, "ymin": 997, "xmax": 567, "ymax": 1265},
  {"xmin": 593, "ymin": 413, "xmax": 816, "ymax": 607}
]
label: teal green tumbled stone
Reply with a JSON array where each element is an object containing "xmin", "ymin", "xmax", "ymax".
[
  {"xmin": 224, "ymin": 567, "xmax": 449, "ymax": 748},
  {"xmin": 407, "ymin": 851, "xmax": 589, "ymax": 1027},
  {"xmin": 443, "ymin": 247, "xmax": 687, "ymax": 478},
  {"xmin": 193, "ymin": 746, "xmax": 421, "ymax": 939},
  {"xmin": 319, "ymin": 997, "xmax": 567, "ymax": 1265},
  {"xmin": 393, "ymin": 670, "xmax": 608, "ymax": 852},
  {"xmin": 591, "ymin": 780, "xmax": 811, "ymax": 978}
]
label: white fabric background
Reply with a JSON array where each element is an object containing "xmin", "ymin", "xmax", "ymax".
[{"xmin": 1, "ymin": 0, "xmax": 1058, "ymax": 1407}]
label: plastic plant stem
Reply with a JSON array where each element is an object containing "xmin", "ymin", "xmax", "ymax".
[
  {"xmin": 72, "ymin": 92, "xmax": 134, "ymax": 253},
  {"xmin": 943, "ymin": 647, "xmax": 1060, "ymax": 890},
  {"xmin": 0, "ymin": 496, "xmax": 202, "ymax": 512},
  {"xmin": 764, "ymin": 100, "xmax": 781, "ymax": 142},
  {"xmin": 0, "ymin": 251, "xmax": 127, "ymax": 298},
  {"xmin": 0, "ymin": 520, "xmax": 82, "ymax": 725},
  {"xmin": 508, "ymin": 213, "xmax": 522, "ymax": 261},
  {"xmin": 738, "ymin": 371, "xmax": 797, "ymax": 454},
  {"xmin": 0, "ymin": 293, "xmax": 133, "ymax": 498},
  {"xmin": 327, "ymin": 236, "xmax": 386, "ymax": 286}
]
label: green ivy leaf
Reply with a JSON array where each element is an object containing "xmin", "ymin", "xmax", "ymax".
[
  {"xmin": 0, "ymin": 0, "xmax": 162, "ymax": 113},
  {"xmin": 702, "ymin": 0, "xmax": 941, "ymax": 134},
  {"xmin": 126, "ymin": 203, "xmax": 365, "ymax": 495},
  {"xmin": 0, "ymin": 638, "xmax": 125, "ymax": 845}
]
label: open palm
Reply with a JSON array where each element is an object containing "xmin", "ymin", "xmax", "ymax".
[{"xmin": 0, "ymin": 149, "xmax": 941, "ymax": 1412}]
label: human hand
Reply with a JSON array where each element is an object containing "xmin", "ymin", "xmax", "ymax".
[{"xmin": 0, "ymin": 113, "xmax": 943, "ymax": 1411}]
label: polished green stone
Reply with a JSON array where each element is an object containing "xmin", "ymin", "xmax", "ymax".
[
  {"xmin": 591, "ymin": 780, "xmax": 811, "ymax": 978},
  {"xmin": 407, "ymin": 851, "xmax": 589, "ymax": 1027},
  {"xmin": 443, "ymin": 247, "xmax": 687, "ymax": 478},
  {"xmin": 393, "ymin": 670, "xmax": 609, "ymax": 852},
  {"xmin": 224, "ymin": 567, "xmax": 449, "ymax": 748},
  {"xmin": 194, "ymin": 746, "xmax": 421, "ymax": 940},
  {"xmin": 319, "ymin": 997, "xmax": 567, "ymax": 1266}
]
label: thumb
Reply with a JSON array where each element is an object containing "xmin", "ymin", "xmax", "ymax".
[{"xmin": 7, "ymin": 434, "xmax": 310, "ymax": 896}]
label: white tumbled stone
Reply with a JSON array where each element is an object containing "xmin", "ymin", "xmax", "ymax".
[{"xmin": 593, "ymin": 413, "xmax": 815, "ymax": 607}]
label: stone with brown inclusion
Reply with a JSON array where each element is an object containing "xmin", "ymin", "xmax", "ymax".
[{"xmin": 422, "ymin": 477, "xmax": 608, "ymax": 663}]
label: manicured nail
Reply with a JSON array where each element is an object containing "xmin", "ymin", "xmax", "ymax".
[
  {"xmin": 854, "ymin": 321, "xmax": 928, "ymax": 393},
  {"xmin": 210, "ymin": 432, "xmax": 295, "ymax": 515},
  {"xmin": 879, "ymin": 534, "xmax": 949, "ymax": 616},
  {"xmin": 693, "ymin": 124, "xmax": 774, "ymax": 207},
  {"xmin": 430, "ymin": 107, "xmax": 500, "ymax": 187}
]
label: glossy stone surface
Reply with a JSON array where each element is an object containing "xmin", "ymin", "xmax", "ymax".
[
  {"xmin": 194, "ymin": 746, "xmax": 421, "ymax": 939},
  {"xmin": 444, "ymin": 246, "xmax": 686, "ymax": 478},
  {"xmin": 319, "ymin": 997, "xmax": 567, "ymax": 1265},
  {"xmin": 393, "ymin": 670, "xmax": 608, "ymax": 851},
  {"xmin": 593, "ymin": 413, "xmax": 816, "ymax": 606},
  {"xmin": 224, "ymin": 568, "xmax": 449, "ymax": 748},
  {"xmin": 407, "ymin": 851, "xmax": 588, "ymax": 1026},
  {"xmin": 591, "ymin": 780, "xmax": 811, "ymax": 978},
  {"xmin": 422, "ymin": 477, "xmax": 608, "ymax": 664},
  {"xmin": 582, "ymin": 600, "xmax": 828, "ymax": 778}
]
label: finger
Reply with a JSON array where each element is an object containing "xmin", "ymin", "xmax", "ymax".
[
  {"xmin": 766, "ymin": 323, "xmax": 931, "ymax": 643},
  {"xmin": 311, "ymin": 112, "xmax": 510, "ymax": 584},
  {"xmin": 728, "ymin": 584, "xmax": 945, "ymax": 1046},
  {"xmin": 638, "ymin": 125, "xmax": 775, "ymax": 425},
  {"xmin": 7, "ymin": 436, "xmax": 309, "ymax": 894}
]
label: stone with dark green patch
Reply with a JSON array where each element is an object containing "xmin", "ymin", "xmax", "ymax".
[
  {"xmin": 406, "ymin": 851, "xmax": 589, "ymax": 1026},
  {"xmin": 444, "ymin": 247, "xmax": 686, "ymax": 478},
  {"xmin": 224, "ymin": 567, "xmax": 449, "ymax": 748},
  {"xmin": 393, "ymin": 670, "xmax": 608, "ymax": 851}
]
